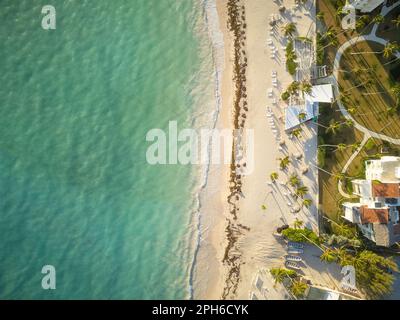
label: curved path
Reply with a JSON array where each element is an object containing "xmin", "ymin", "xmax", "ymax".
[
  {"xmin": 330, "ymin": 1, "xmax": 400, "ymax": 198},
  {"xmin": 338, "ymin": 135, "xmax": 369, "ymax": 199},
  {"xmin": 332, "ymin": 0, "xmax": 400, "ymax": 146}
]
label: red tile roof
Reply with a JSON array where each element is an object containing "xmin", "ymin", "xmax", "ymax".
[
  {"xmin": 372, "ymin": 183, "xmax": 400, "ymax": 198},
  {"xmin": 360, "ymin": 206, "xmax": 389, "ymax": 224}
]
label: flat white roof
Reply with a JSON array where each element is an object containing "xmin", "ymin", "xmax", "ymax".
[
  {"xmin": 285, "ymin": 100, "xmax": 318, "ymax": 130},
  {"xmin": 304, "ymin": 84, "xmax": 334, "ymax": 103}
]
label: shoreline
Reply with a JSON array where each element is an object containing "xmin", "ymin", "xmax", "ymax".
[
  {"xmin": 192, "ymin": 0, "xmax": 249, "ymax": 299},
  {"xmin": 191, "ymin": 0, "xmax": 234, "ymax": 299}
]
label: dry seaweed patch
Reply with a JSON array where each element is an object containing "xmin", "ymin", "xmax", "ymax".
[{"xmin": 222, "ymin": 0, "xmax": 250, "ymax": 300}]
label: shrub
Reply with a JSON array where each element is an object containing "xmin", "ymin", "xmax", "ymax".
[
  {"xmin": 285, "ymin": 40, "xmax": 298, "ymax": 75},
  {"xmin": 281, "ymin": 91, "xmax": 290, "ymax": 101},
  {"xmin": 282, "ymin": 227, "xmax": 320, "ymax": 245},
  {"xmin": 287, "ymin": 59, "xmax": 297, "ymax": 75},
  {"xmin": 365, "ymin": 138, "xmax": 376, "ymax": 151}
]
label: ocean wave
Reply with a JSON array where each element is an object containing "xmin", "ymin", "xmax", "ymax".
[{"xmin": 187, "ymin": 0, "xmax": 225, "ymax": 300}]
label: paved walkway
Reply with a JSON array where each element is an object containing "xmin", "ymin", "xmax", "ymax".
[{"xmin": 338, "ymin": 135, "xmax": 369, "ymax": 199}]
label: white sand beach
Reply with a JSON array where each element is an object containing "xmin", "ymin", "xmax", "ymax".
[{"xmin": 194, "ymin": 0, "xmax": 344, "ymax": 299}]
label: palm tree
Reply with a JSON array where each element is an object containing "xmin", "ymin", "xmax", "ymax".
[
  {"xmin": 338, "ymin": 66, "xmax": 371, "ymax": 74},
  {"xmin": 270, "ymin": 172, "xmax": 279, "ymax": 182},
  {"xmin": 287, "ymin": 81, "xmax": 300, "ymax": 94},
  {"xmin": 295, "ymin": 185, "xmax": 309, "ymax": 198},
  {"xmin": 316, "ymin": 12, "xmax": 324, "ymax": 21},
  {"xmin": 334, "ymin": 172, "xmax": 346, "ymax": 182},
  {"xmin": 298, "ymin": 112, "xmax": 307, "ymax": 122},
  {"xmin": 290, "ymin": 280, "xmax": 308, "ymax": 298},
  {"xmin": 291, "ymin": 128, "xmax": 302, "ymax": 139},
  {"xmin": 336, "ymin": 6, "xmax": 345, "ymax": 16},
  {"xmin": 356, "ymin": 18, "xmax": 367, "ymax": 30},
  {"xmin": 319, "ymin": 143, "xmax": 347, "ymax": 152},
  {"xmin": 382, "ymin": 42, "xmax": 399, "ymax": 59},
  {"xmin": 343, "ymin": 119, "xmax": 354, "ymax": 128},
  {"xmin": 321, "ymin": 25, "xmax": 348, "ymax": 42},
  {"xmin": 320, "ymin": 247, "xmax": 399, "ymax": 298},
  {"xmin": 270, "ymin": 268, "xmax": 296, "ymax": 285},
  {"xmin": 351, "ymin": 142, "xmax": 361, "ymax": 151},
  {"xmin": 300, "ymin": 81, "xmax": 313, "ymax": 95},
  {"xmin": 392, "ymin": 15, "xmax": 400, "ymax": 28},
  {"xmin": 289, "ymin": 174, "xmax": 300, "ymax": 188},
  {"xmin": 342, "ymin": 79, "xmax": 373, "ymax": 94},
  {"xmin": 325, "ymin": 121, "xmax": 342, "ymax": 135},
  {"xmin": 320, "ymin": 248, "xmax": 338, "ymax": 263},
  {"xmin": 391, "ymin": 83, "xmax": 400, "ymax": 103},
  {"xmin": 286, "ymin": 49, "xmax": 297, "ymax": 61},
  {"xmin": 320, "ymin": 37, "xmax": 338, "ymax": 50},
  {"xmin": 293, "ymin": 218, "xmax": 304, "ymax": 229},
  {"xmin": 319, "ymin": 144, "xmax": 341, "ymax": 148},
  {"xmin": 282, "ymin": 22, "xmax": 296, "ymax": 37},
  {"xmin": 331, "ymin": 91, "xmax": 351, "ymax": 105},
  {"xmin": 351, "ymin": 41, "xmax": 399, "ymax": 58},
  {"xmin": 302, "ymin": 198, "xmax": 312, "ymax": 208},
  {"xmin": 336, "ymin": 143, "xmax": 347, "ymax": 152},
  {"xmin": 348, "ymin": 107, "xmax": 357, "ymax": 114},
  {"xmin": 372, "ymin": 14, "xmax": 384, "ymax": 25},
  {"xmin": 279, "ymin": 156, "xmax": 290, "ymax": 170}
]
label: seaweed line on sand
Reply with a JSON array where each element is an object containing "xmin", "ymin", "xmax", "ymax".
[{"xmin": 221, "ymin": 0, "xmax": 251, "ymax": 300}]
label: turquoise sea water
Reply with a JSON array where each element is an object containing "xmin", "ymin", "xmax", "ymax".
[{"xmin": 0, "ymin": 0, "xmax": 216, "ymax": 299}]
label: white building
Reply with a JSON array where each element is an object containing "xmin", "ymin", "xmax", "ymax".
[
  {"xmin": 285, "ymin": 84, "xmax": 333, "ymax": 130},
  {"xmin": 342, "ymin": 156, "xmax": 400, "ymax": 247},
  {"xmin": 348, "ymin": 0, "xmax": 385, "ymax": 13}
]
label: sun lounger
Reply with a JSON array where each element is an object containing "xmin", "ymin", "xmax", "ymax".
[
  {"xmin": 288, "ymin": 242, "xmax": 304, "ymax": 249},
  {"xmin": 255, "ymin": 275, "xmax": 263, "ymax": 291},
  {"xmin": 250, "ymin": 292, "xmax": 258, "ymax": 300},
  {"xmin": 285, "ymin": 261, "xmax": 301, "ymax": 270},
  {"xmin": 285, "ymin": 255, "xmax": 302, "ymax": 262},
  {"xmin": 287, "ymin": 248, "xmax": 304, "ymax": 255}
]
